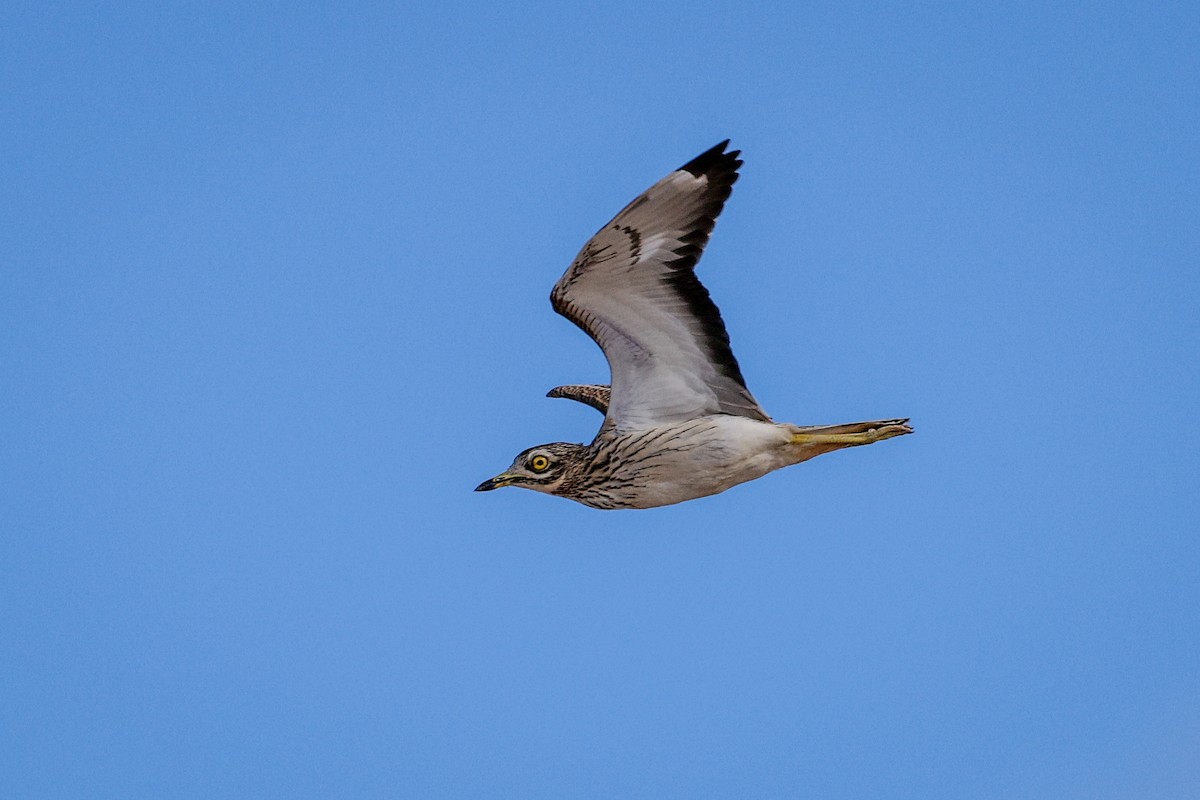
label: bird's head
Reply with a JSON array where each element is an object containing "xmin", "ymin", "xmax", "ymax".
[{"xmin": 475, "ymin": 442, "xmax": 586, "ymax": 496}]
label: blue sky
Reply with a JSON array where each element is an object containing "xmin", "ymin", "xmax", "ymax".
[{"xmin": 3, "ymin": 2, "xmax": 1198, "ymax": 797}]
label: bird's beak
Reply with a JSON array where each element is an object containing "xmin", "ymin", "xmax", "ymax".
[{"xmin": 475, "ymin": 472, "xmax": 516, "ymax": 492}]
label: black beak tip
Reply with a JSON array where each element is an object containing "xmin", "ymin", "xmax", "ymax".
[{"xmin": 474, "ymin": 479, "xmax": 496, "ymax": 492}]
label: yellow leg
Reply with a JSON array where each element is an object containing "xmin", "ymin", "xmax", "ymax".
[{"xmin": 789, "ymin": 419, "xmax": 912, "ymax": 448}]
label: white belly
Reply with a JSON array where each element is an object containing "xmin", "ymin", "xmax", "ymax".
[{"xmin": 603, "ymin": 416, "xmax": 795, "ymax": 509}]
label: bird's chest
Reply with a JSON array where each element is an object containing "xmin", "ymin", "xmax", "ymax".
[{"xmin": 577, "ymin": 417, "xmax": 792, "ymax": 509}]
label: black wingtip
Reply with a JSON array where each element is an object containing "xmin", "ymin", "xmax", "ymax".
[{"xmin": 679, "ymin": 140, "xmax": 741, "ymax": 178}]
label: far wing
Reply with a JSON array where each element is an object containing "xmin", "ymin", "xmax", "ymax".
[
  {"xmin": 550, "ymin": 141, "xmax": 770, "ymax": 430},
  {"xmin": 547, "ymin": 384, "xmax": 610, "ymax": 414}
]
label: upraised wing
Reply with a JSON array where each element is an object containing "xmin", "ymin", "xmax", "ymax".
[
  {"xmin": 549, "ymin": 141, "xmax": 770, "ymax": 430},
  {"xmin": 547, "ymin": 384, "xmax": 611, "ymax": 414}
]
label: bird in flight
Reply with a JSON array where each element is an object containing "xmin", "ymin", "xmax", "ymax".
[{"xmin": 476, "ymin": 141, "xmax": 911, "ymax": 509}]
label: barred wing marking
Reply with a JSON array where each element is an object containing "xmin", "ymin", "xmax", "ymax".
[
  {"xmin": 547, "ymin": 384, "xmax": 611, "ymax": 414},
  {"xmin": 549, "ymin": 141, "xmax": 770, "ymax": 431}
]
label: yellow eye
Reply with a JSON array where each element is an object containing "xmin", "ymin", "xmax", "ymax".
[{"xmin": 529, "ymin": 455, "xmax": 551, "ymax": 473}]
